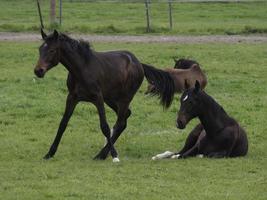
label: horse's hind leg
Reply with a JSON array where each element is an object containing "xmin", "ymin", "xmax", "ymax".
[
  {"xmin": 93, "ymin": 95, "xmax": 118, "ymax": 161},
  {"xmin": 94, "ymin": 101, "xmax": 130, "ymax": 161},
  {"xmin": 44, "ymin": 93, "xmax": 78, "ymax": 159},
  {"xmin": 173, "ymin": 123, "xmax": 204, "ymax": 157}
]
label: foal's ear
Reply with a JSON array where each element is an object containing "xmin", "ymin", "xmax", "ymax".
[
  {"xmin": 41, "ymin": 28, "xmax": 47, "ymax": 40},
  {"xmin": 194, "ymin": 80, "xmax": 201, "ymax": 93},
  {"xmin": 53, "ymin": 29, "xmax": 59, "ymax": 40}
]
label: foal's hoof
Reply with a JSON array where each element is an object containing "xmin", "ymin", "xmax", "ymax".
[
  {"xmin": 152, "ymin": 151, "xmax": 174, "ymax": 160},
  {"xmin": 171, "ymin": 154, "xmax": 181, "ymax": 159},
  {"xmin": 43, "ymin": 153, "xmax": 53, "ymax": 160}
]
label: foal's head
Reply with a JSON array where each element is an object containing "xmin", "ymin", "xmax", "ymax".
[
  {"xmin": 34, "ymin": 29, "xmax": 60, "ymax": 78},
  {"xmin": 176, "ymin": 81, "xmax": 202, "ymax": 129}
]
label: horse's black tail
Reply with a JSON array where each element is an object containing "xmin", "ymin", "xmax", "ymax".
[{"xmin": 141, "ymin": 63, "xmax": 175, "ymax": 108}]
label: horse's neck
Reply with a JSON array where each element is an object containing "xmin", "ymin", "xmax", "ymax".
[
  {"xmin": 198, "ymin": 95, "xmax": 228, "ymax": 136},
  {"xmin": 59, "ymin": 44, "xmax": 86, "ymax": 79}
]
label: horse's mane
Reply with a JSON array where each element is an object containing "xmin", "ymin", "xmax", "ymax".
[
  {"xmin": 200, "ymin": 91, "xmax": 227, "ymax": 114},
  {"xmin": 59, "ymin": 33, "xmax": 93, "ymax": 61}
]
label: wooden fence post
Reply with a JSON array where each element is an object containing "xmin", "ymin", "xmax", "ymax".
[
  {"xmin": 59, "ymin": 0, "xmax": 62, "ymax": 26},
  {"xmin": 50, "ymin": 0, "xmax": 56, "ymax": 25},
  {"xmin": 145, "ymin": 0, "xmax": 151, "ymax": 33},
  {"xmin": 168, "ymin": 0, "xmax": 173, "ymax": 30}
]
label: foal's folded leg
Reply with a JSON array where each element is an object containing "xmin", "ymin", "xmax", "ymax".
[
  {"xmin": 152, "ymin": 151, "xmax": 175, "ymax": 160},
  {"xmin": 178, "ymin": 144, "xmax": 199, "ymax": 159},
  {"xmin": 207, "ymin": 151, "xmax": 228, "ymax": 158},
  {"xmin": 171, "ymin": 123, "xmax": 204, "ymax": 159}
]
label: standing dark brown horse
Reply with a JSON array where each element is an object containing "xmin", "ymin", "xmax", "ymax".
[{"xmin": 34, "ymin": 29, "xmax": 175, "ymax": 162}]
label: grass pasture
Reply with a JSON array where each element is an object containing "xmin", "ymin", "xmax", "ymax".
[
  {"xmin": 0, "ymin": 0, "xmax": 267, "ymax": 35},
  {"xmin": 0, "ymin": 40, "xmax": 267, "ymax": 199}
]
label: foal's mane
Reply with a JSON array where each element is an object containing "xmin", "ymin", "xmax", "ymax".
[
  {"xmin": 59, "ymin": 33, "xmax": 93, "ymax": 61},
  {"xmin": 199, "ymin": 91, "xmax": 226, "ymax": 114}
]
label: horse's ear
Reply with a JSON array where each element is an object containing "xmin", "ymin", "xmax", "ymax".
[
  {"xmin": 194, "ymin": 80, "xmax": 200, "ymax": 93},
  {"xmin": 53, "ymin": 29, "xmax": 59, "ymax": 40},
  {"xmin": 41, "ymin": 28, "xmax": 47, "ymax": 40}
]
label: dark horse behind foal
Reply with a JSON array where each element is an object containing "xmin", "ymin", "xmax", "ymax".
[
  {"xmin": 175, "ymin": 81, "xmax": 248, "ymax": 158},
  {"xmin": 34, "ymin": 29, "xmax": 175, "ymax": 162}
]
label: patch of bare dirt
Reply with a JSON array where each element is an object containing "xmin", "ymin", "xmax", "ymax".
[{"xmin": 0, "ymin": 32, "xmax": 267, "ymax": 43}]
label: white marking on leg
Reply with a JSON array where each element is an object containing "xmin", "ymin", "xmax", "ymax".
[
  {"xmin": 197, "ymin": 154, "xmax": 204, "ymax": 158},
  {"xmin": 171, "ymin": 154, "xmax": 180, "ymax": 159},
  {"xmin": 104, "ymin": 128, "xmax": 114, "ymax": 147},
  {"xmin": 113, "ymin": 157, "xmax": 120, "ymax": 163},
  {"xmin": 152, "ymin": 151, "xmax": 174, "ymax": 160},
  {"xmin": 111, "ymin": 128, "xmax": 114, "ymax": 137}
]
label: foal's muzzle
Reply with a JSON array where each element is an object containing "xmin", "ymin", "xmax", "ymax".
[{"xmin": 176, "ymin": 119, "xmax": 186, "ymax": 129}]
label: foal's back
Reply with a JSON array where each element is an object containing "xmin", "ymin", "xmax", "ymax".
[{"xmin": 230, "ymin": 124, "xmax": 248, "ymax": 157}]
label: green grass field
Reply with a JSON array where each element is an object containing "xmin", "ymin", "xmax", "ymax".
[
  {"xmin": 0, "ymin": 40, "xmax": 267, "ymax": 199},
  {"xmin": 0, "ymin": 0, "xmax": 267, "ymax": 35}
]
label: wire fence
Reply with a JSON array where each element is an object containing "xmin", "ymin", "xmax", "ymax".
[{"xmin": 37, "ymin": 0, "xmax": 267, "ymax": 35}]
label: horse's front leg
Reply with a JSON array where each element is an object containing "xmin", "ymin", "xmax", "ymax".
[{"xmin": 43, "ymin": 93, "xmax": 78, "ymax": 160}]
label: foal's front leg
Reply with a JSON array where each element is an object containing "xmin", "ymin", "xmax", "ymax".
[{"xmin": 44, "ymin": 93, "xmax": 78, "ymax": 160}]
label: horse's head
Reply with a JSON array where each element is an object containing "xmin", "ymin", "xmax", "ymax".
[
  {"xmin": 173, "ymin": 58, "xmax": 199, "ymax": 70},
  {"xmin": 34, "ymin": 29, "xmax": 60, "ymax": 78},
  {"xmin": 176, "ymin": 80, "xmax": 201, "ymax": 129}
]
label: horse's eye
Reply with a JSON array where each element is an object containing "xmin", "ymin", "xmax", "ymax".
[{"xmin": 49, "ymin": 49, "xmax": 56, "ymax": 54}]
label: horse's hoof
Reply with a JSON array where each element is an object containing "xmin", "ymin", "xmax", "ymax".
[
  {"xmin": 93, "ymin": 154, "xmax": 106, "ymax": 160},
  {"xmin": 112, "ymin": 157, "xmax": 120, "ymax": 163},
  {"xmin": 171, "ymin": 154, "xmax": 180, "ymax": 159},
  {"xmin": 152, "ymin": 156, "xmax": 157, "ymax": 160},
  {"xmin": 152, "ymin": 151, "xmax": 174, "ymax": 160},
  {"xmin": 43, "ymin": 154, "xmax": 53, "ymax": 160}
]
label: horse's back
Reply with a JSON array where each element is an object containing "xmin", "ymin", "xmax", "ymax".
[{"xmin": 94, "ymin": 50, "xmax": 144, "ymax": 100}]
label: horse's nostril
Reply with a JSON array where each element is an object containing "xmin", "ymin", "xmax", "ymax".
[
  {"xmin": 34, "ymin": 68, "xmax": 45, "ymax": 78},
  {"xmin": 177, "ymin": 120, "xmax": 185, "ymax": 129}
]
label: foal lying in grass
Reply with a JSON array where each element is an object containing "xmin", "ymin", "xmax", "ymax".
[{"xmin": 152, "ymin": 81, "xmax": 248, "ymax": 160}]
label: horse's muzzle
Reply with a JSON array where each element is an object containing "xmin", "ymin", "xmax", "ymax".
[{"xmin": 34, "ymin": 68, "xmax": 46, "ymax": 78}]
